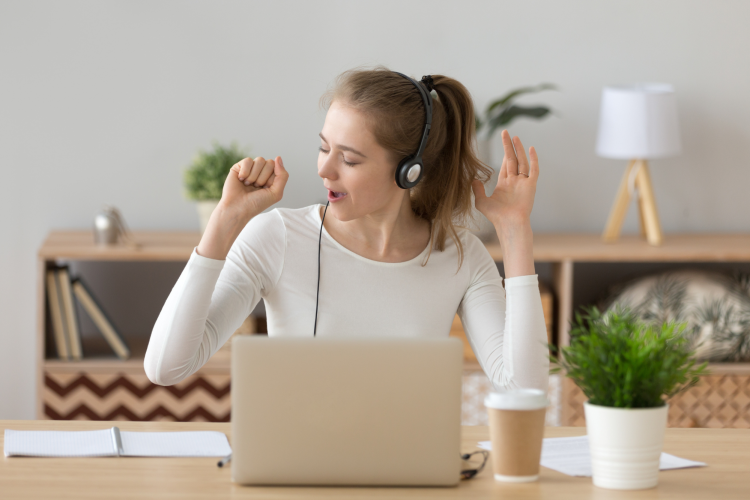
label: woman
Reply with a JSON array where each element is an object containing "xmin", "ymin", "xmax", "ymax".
[{"xmin": 144, "ymin": 66, "xmax": 549, "ymax": 392}]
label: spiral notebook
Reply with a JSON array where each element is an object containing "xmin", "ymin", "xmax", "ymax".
[{"xmin": 4, "ymin": 428, "xmax": 232, "ymax": 458}]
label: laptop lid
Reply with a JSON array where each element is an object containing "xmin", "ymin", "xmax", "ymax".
[{"xmin": 230, "ymin": 336, "xmax": 463, "ymax": 486}]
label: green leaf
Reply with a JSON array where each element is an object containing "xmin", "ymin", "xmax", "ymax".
[
  {"xmin": 484, "ymin": 105, "xmax": 552, "ymax": 139},
  {"xmin": 485, "ymin": 83, "xmax": 557, "ymax": 114},
  {"xmin": 183, "ymin": 141, "xmax": 249, "ymax": 200},
  {"xmin": 550, "ymin": 305, "xmax": 709, "ymax": 408}
]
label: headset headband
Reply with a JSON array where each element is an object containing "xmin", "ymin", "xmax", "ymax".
[{"xmin": 392, "ymin": 71, "xmax": 434, "ymax": 189}]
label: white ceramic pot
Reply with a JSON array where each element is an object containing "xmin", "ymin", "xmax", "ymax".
[
  {"xmin": 196, "ymin": 200, "xmax": 220, "ymax": 234},
  {"xmin": 584, "ymin": 402, "xmax": 668, "ymax": 490}
]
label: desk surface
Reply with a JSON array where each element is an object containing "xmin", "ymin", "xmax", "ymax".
[{"xmin": 1, "ymin": 420, "xmax": 748, "ymax": 499}]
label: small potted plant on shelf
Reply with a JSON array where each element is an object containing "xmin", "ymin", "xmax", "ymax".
[
  {"xmin": 184, "ymin": 142, "xmax": 248, "ymax": 233},
  {"xmin": 551, "ymin": 305, "xmax": 708, "ymax": 491}
]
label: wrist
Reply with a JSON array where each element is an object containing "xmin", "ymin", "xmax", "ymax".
[
  {"xmin": 197, "ymin": 203, "xmax": 252, "ymax": 260},
  {"xmin": 493, "ymin": 216, "xmax": 532, "ymax": 239},
  {"xmin": 213, "ymin": 201, "xmax": 254, "ymax": 230}
]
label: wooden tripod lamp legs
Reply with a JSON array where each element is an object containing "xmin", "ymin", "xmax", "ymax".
[{"xmin": 602, "ymin": 159, "xmax": 663, "ymax": 246}]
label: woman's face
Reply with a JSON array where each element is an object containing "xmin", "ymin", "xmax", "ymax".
[{"xmin": 318, "ymin": 100, "xmax": 404, "ymax": 221}]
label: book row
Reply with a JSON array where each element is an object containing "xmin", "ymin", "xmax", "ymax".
[{"xmin": 46, "ymin": 266, "xmax": 130, "ymax": 360}]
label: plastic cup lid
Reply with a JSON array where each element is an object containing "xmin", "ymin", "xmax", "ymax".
[{"xmin": 484, "ymin": 388, "xmax": 549, "ymax": 410}]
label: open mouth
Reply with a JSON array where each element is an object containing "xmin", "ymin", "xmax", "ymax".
[{"xmin": 327, "ymin": 189, "xmax": 348, "ymax": 202}]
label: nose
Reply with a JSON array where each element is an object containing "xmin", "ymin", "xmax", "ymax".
[{"xmin": 318, "ymin": 151, "xmax": 338, "ymax": 181}]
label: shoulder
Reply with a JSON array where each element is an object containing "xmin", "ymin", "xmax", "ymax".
[
  {"xmin": 273, "ymin": 204, "xmax": 322, "ymax": 228},
  {"xmin": 447, "ymin": 226, "xmax": 502, "ymax": 283},
  {"xmin": 456, "ymin": 226, "xmax": 488, "ymax": 254},
  {"xmin": 237, "ymin": 207, "xmax": 284, "ymax": 240},
  {"xmin": 235, "ymin": 205, "xmax": 326, "ymax": 253},
  {"xmin": 441, "ymin": 226, "xmax": 493, "ymax": 263},
  {"xmin": 240, "ymin": 204, "xmax": 320, "ymax": 235}
]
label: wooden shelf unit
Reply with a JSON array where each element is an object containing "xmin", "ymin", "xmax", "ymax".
[
  {"xmin": 37, "ymin": 231, "xmax": 750, "ymax": 426},
  {"xmin": 489, "ymin": 232, "xmax": 750, "ymax": 428},
  {"xmin": 37, "ymin": 231, "xmax": 213, "ymax": 421}
]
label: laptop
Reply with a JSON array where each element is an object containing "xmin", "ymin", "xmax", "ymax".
[{"xmin": 230, "ymin": 336, "xmax": 464, "ymax": 486}]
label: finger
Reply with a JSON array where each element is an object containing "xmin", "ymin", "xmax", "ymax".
[
  {"xmin": 254, "ymin": 158, "xmax": 276, "ymax": 187},
  {"xmin": 245, "ymin": 156, "xmax": 267, "ymax": 185},
  {"xmin": 267, "ymin": 156, "xmax": 289, "ymax": 198},
  {"xmin": 237, "ymin": 158, "xmax": 254, "ymax": 181},
  {"xmin": 513, "ymin": 136, "xmax": 530, "ymax": 175},
  {"xmin": 501, "ymin": 130, "xmax": 518, "ymax": 175},
  {"xmin": 264, "ymin": 173, "xmax": 276, "ymax": 188},
  {"xmin": 529, "ymin": 146, "xmax": 539, "ymax": 179},
  {"xmin": 471, "ymin": 180, "xmax": 487, "ymax": 204}
]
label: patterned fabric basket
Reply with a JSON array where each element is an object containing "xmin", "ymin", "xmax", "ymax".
[{"xmin": 601, "ymin": 269, "xmax": 750, "ymax": 362}]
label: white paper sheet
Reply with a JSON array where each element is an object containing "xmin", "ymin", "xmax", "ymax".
[
  {"xmin": 120, "ymin": 431, "xmax": 231, "ymax": 457},
  {"xmin": 4, "ymin": 429, "xmax": 116, "ymax": 457},
  {"xmin": 4, "ymin": 428, "xmax": 231, "ymax": 458},
  {"xmin": 478, "ymin": 435, "xmax": 706, "ymax": 477}
]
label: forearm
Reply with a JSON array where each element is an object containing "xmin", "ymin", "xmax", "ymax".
[
  {"xmin": 146, "ymin": 210, "xmax": 282, "ymax": 386},
  {"xmin": 460, "ymin": 271, "xmax": 549, "ymax": 392},
  {"xmin": 197, "ymin": 202, "xmax": 254, "ymax": 260},
  {"xmin": 501, "ymin": 275, "xmax": 550, "ymax": 391},
  {"xmin": 494, "ymin": 217, "xmax": 535, "ymax": 278},
  {"xmin": 144, "ymin": 252, "xmax": 227, "ymax": 385}
]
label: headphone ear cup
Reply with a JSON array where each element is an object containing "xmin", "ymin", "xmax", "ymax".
[{"xmin": 396, "ymin": 157, "xmax": 423, "ymax": 189}]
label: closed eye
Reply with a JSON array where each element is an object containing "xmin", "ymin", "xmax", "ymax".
[{"xmin": 318, "ymin": 146, "xmax": 357, "ymax": 167}]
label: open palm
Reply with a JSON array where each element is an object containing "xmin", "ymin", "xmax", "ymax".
[{"xmin": 472, "ymin": 129, "xmax": 539, "ymax": 228}]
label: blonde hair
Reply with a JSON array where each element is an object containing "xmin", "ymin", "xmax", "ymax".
[{"xmin": 319, "ymin": 65, "xmax": 491, "ymax": 270}]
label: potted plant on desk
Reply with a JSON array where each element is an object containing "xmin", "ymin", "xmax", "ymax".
[
  {"xmin": 184, "ymin": 142, "xmax": 248, "ymax": 233},
  {"xmin": 551, "ymin": 305, "xmax": 708, "ymax": 490}
]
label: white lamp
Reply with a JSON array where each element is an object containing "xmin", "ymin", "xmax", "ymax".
[{"xmin": 596, "ymin": 84, "xmax": 681, "ymax": 246}]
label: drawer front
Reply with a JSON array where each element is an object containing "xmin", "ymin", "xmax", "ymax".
[
  {"xmin": 43, "ymin": 370, "xmax": 230, "ymax": 422},
  {"xmin": 561, "ymin": 374, "xmax": 750, "ymax": 428}
]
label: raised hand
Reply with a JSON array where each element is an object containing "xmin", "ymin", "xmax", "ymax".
[
  {"xmin": 471, "ymin": 129, "xmax": 538, "ymax": 229},
  {"xmin": 197, "ymin": 155, "xmax": 289, "ymax": 260},
  {"xmin": 220, "ymin": 155, "xmax": 289, "ymax": 221}
]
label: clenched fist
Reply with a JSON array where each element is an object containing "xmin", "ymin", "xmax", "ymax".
[
  {"xmin": 219, "ymin": 155, "xmax": 289, "ymax": 222},
  {"xmin": 197, "ymin": 155, "xmax": 289, "ymax": 260}
]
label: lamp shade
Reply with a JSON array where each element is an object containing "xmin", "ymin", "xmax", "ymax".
[{"xmin": 596, "ymin": 84, "xmax": 681, "ymax": 159}]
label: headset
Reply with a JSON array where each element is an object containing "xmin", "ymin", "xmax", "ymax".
[
  {"xmin": 392, "ymin": 72, "xmax": 434, "ymax": 189},
  {"xmin": 314, "ymin": 72, "xmax": 435, "ymax": 337}
]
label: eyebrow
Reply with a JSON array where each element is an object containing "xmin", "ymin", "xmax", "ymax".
[{"xmin": 319, "ymin": 133, "xmax": 367, "ymax": 158}]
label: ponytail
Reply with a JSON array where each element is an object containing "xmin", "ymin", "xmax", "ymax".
[{"xmin": 320, "ymin": 65, "xmax": 492, "ymax": 270}]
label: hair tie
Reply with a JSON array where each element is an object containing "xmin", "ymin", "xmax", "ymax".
[{"xmin": 420, "ymin": 75, "xmax": 435, "ymax": 92}]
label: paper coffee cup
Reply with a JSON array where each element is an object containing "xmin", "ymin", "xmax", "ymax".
[{"xmin": 484, "ymin": 388, "xmax": 549, "ymax": 482}]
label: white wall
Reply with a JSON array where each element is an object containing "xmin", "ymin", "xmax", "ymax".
[{"xmin": 2, "ymin": 0, "xmax": 749, "ymax": 418}]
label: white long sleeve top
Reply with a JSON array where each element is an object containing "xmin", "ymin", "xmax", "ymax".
[{"xmin": 144, "ymin": 205, "xmax": 549, "ymax": 390}]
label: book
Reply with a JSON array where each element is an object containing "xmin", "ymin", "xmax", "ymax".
[
  {"xmin": 57, "ymin": 267, "xmax": 83, "ymax": 360},
  {"xmin": 4, "ymin": 428, "xmax": 231, "ymax": 458},
  {"xmin": 46, "ymin": 269, "xmax": 70, "ymax": 360},
  {"xmin": 72, "ymin": 278, "xmax": 130, "ymax": 360}
]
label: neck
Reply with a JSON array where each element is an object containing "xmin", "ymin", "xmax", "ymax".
[{"xmin": 325, "ymin": 192, "xmax": 429, "ymax": 262}]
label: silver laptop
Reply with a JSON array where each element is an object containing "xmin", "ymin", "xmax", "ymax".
[{"xmin": 230, "ymin": 336, "xmax": 464, "ymax": 486}]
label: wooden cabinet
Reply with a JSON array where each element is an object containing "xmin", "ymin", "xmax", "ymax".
[
  {"xmin": 485, "ymin": 233, "xmax": 750, "ymax": 427},
  {"xmin": 37, "ymin": 231, "xmax": 231, "ymax": 421}
]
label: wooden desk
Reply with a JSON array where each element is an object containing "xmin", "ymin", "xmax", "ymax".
[{"xmin": 2, "ymin": 421, "xmax": 748, "ymax": 499}]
